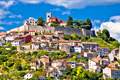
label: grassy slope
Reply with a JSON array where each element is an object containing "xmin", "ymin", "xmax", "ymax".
[{"xmin": 88, "ymin": 37, "xmax": 117, "ymax": 50}]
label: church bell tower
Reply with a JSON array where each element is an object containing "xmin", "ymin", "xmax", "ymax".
[{"xmin": 46, "ymin": 12, "xmax": 52, "ymax": 23}]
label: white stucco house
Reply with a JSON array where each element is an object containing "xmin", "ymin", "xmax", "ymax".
[
  {"xmin": 11, "ymin": 40, "xmax": 22, "ymax": 46},
  {"xmin": 88, "ymin": 57, "xmax": 101, "ymax": 72},
  {"xmin": 103, "ymin": 67, "xmax": 120, "ymax": 79},
  {"xmin": 24, "ymin": 73, "xmax": 33, "ymax": 80}
]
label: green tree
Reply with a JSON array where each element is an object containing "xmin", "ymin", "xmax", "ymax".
[
  {"xmin": 37, "ymin": 17, "xmax": 44, "ymax": 26},
  {"xmin": 49, "ymin": 51, "xmax": 67, "ymax": 60},
  {"xmin": 46, "ymin": 77, "xmax": 54, "ymax": 80},
  {"xmin": 67, "ymin": 16, "xmax": 73, "ymax": 26},
  {"xmin": 102, "ymin": 29, "xmax": 110, "ymax": 38},
  {"xmin": 81, "ymin": 36, "xmax": 89, "ymax": 41},
  {"xmin": 111, "ymin": 41, "xmax": 120, "ymax": 48},
  {"xmin": 70, "ymin": 67, "xmax": 102, "ymax": 80},
  {"xmin": 102, "ymin": 29, "xmax": 110, "ymax": 41},
  {"xmin": 82, "ymin": 18, "xmax": 92, "ymax": 30},
  {"xmin": 97, "ymin": 30, "xmax": 102, "ymax": 38},
  {"xmin": 15, "ymin": 63, "xmax": 23, "ymax": 71},
  {"xmin": 86, "ymin": 18, "xmax": 92, "ymax": 30},
  {"xmin": 71, "ymin": 33, "xmax": 79, "ymax": 40},
  {"xmin": 50, "ymin": 22, "xmax": 59, "ymax": 27},
  {"xmin": 17, "ymin": 71, "xmax": 26, "ymax": 77},
  {"xmin": 77, "ymin": 57, "xmax": 88, "ymax": 63},
  {"xmin": 38, "ymin": 50, "xmax": 48, "ymax": 58},
  {"xmin": 0, "ymin": 55, "xmax": 8, "ymax": 62},
  {"xmin": 6, "ymin": 61, "xmax": 14, "ymax": 67},
  {"xmin": 97, "ymin": 29, "xmax": 111, "ymax": 42},
  {"xmin": 109, "ymin": 37, "xmax": 116, "ymax": 41},
  {"xmin": 64, "ymin": 35, "xmax": 71, "ymax": 40}
]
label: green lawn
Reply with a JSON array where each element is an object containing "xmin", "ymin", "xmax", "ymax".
[{"xmin": 88, "ymin": 37, "xmax": 119, "ymax": 50}]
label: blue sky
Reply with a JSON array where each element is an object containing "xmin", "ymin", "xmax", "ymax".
[{"xmin": 0, "ymin": 0, "xmax": 120, "ymax": 31}]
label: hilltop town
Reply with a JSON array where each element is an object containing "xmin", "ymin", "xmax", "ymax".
[{"xmin": 0, "ymin": 12, "xmax": 120, "ymax": 80}]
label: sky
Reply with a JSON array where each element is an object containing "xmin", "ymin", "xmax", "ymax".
[{"xmin": 0, "ymin": 0, "xmax": 120, "ymax": 41}]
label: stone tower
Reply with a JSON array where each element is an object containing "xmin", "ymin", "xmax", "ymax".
[{"xmin": 46, "ymin": 12, "xmax": 52, "ymax": 23}]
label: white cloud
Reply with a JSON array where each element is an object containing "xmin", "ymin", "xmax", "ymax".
[
  {"xmin": 0, "ymin": 0, "xmax": 15, "ymax": 8},
  {"xmin": 92, "ymin": 20, "xmax": 101, "ymax": 24},
  {"xmin": 0, "ymin": 26, "xmax": 4, "ymax": 30},
  {"xmin": 0, "ymin": 21, "xmax": 21, "ymax": 25},
  {"xmin": 0, "ymin": 9, "xmax": 10, "ymax": 16},
  {"xmin": 50, "ymin": 8, "xmax": 61, "ymax": 12},
  {"xmin": 0, "ymin": 9, "xmax": 10, "ymax": 19},
  {"xmin": 92, "ymin": 19, "xmax": 102, "ymax": 31},
  {"xmin": 19, "ymin": 0, "xmax": 43, "ymax": 4},
  {"xmin": 110, "ymin": 16, "xmax": 120, "ymax": 22},
  {"xmin": 45, "ymin": 0, "xmax": 84, "ymax": 8},
  {"xmin": 62, "ymin": 11, "xmax": 71, "ymax": 15},
  {"xmin": 8, "ymin": 14, "xmax": 22, "ymax": 19},
  {"xmin": 18, "ymin": 0, "xmax": 120, "ymax": 8},
  {"xmin": 6, "ymin": 21, "xmax": 21, "ymax": 25},
  {"xmin": 100, "ymin": 16, "xmax": 120, "ymax": 41},
  {"xmin": 45, "ymin": 0, "xmax": 120, "ymax": 8},
  {"xmin": 0, "ymin": 9, "xmax": 22, "ymax": 19},
  {"xmin": 0, "ymin": 1, "xmax": 15, "ymax": 19}
]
